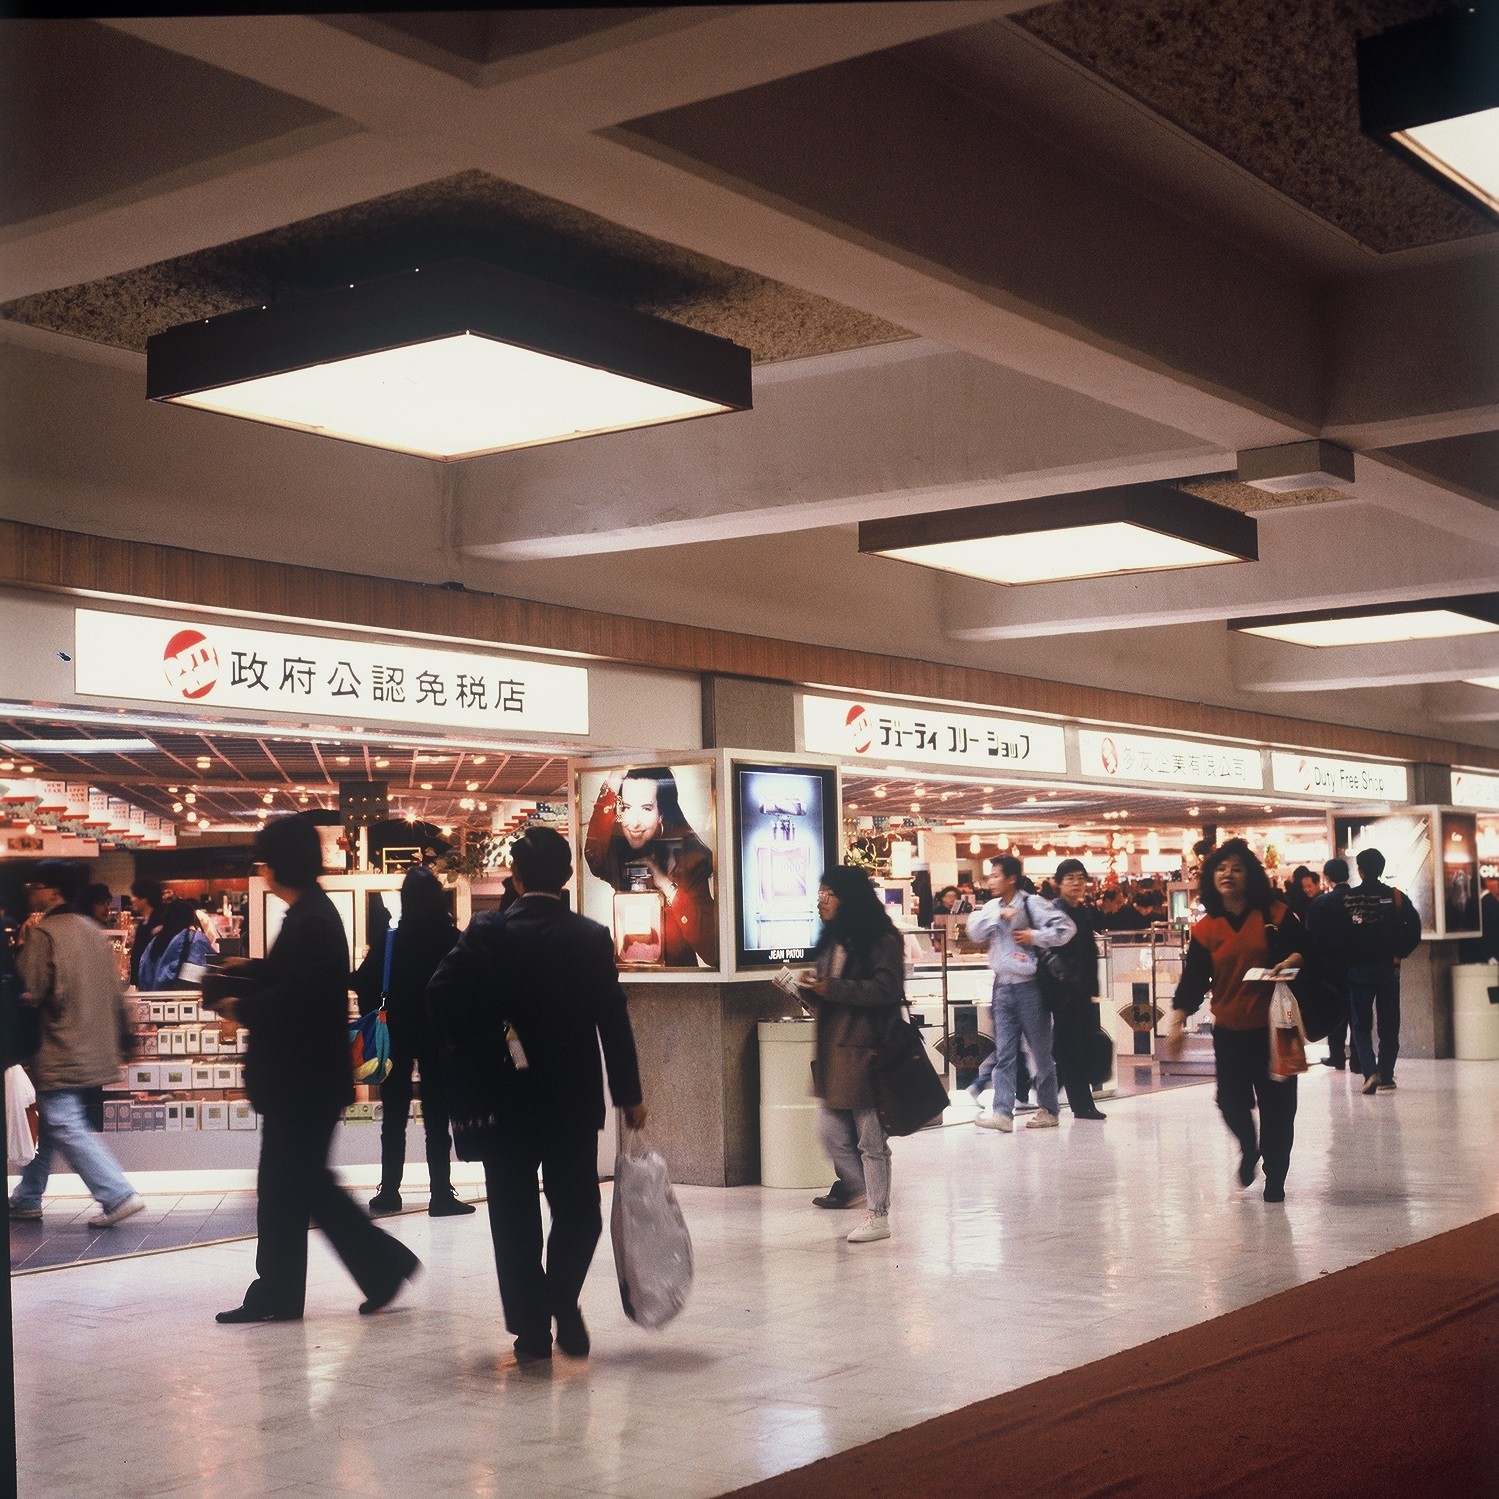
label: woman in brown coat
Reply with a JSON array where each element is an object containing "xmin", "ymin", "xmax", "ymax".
[{"xmin": 796, "ymin": 865, "xmax": 906, "ymax": 1244}]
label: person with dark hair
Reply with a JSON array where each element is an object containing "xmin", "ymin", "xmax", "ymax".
[
  {"xmin": 1051, "ymin": 859, "xmax": 1107, "ymax": 1121},
  {"xmin": 584, "ymin": 766, "xmax": 718, "ymax": 967},
  {"xmin": 965, "ymin": 853, "xmax": 1075, "ymax": 1134},
  {"xmin": 128, "ymin": 878, "xmax": 165, "ymax": 986},
  {"xmin": 10, "ymin": 860, "xmax": 143, "ymax": 1227},
  {"xmin": 797, "ymin": 864, "xmax": 907, "ymax": 1243},
  {"xmin": 910, "ymin": 868, "xmax": 934, "ymax": 928},
  {"xmin": 1344, "ymin": 846, "xmax": 1422, "ymax": 1095},
  {"xmin": 367, "ymin": 866, "xmax": 470, "ymax": 1218},
  {"xmin": 74, "ymin": 882, "xmax": 113, "ymax": 926},
  {"xmin": 936, "ymin": 885, "xmax": 961, "ymax": 916},
  {"xmin": 1285, "ymin": 865, "xmax": 1320, "ymax": 917},
  {"xmin": 136, "ymin": 898, "xmax": 216, "ymax": 991},
  {"xmin": 1305, "ymin": 858, "xmax": 1355, "ymax": 1069},
  {"xmin": 204, "ymin": 816, "xmax": 420, "ymax": 1323},
  {"xmin": 425, "ymin": 825, "xmax": 645, "ymax": 1363},
  {"xmin": 1166, "ymin": 839, "xmax": 1304, "ymax": 1202}
]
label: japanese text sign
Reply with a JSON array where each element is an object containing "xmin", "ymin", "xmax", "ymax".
[{"xmin": 801, "ymin": 695, "xmax": 1066, "ymax": 773}]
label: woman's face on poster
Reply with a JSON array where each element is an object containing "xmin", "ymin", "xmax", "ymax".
[{"xmin": 619, "ymin": 778, "xmax": 664, "ymax": 849}]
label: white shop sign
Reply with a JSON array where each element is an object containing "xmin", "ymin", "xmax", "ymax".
[
  {"xmin": 802, "ymin": 695, "xmax": 1066, "ymax": 774},
  {"xmin": 1078, "ymin": 728, "xmax": 1263, "ymax": 790},
  {"xmin": 1452, "ymin": 770, "xmax": 1499, "ymax": 810},
  {"xmin": 1270, "ymin": 751, "xmax": 1408, "ymax": 802},
  {"xmin": 74, "ymin": 609, "xmax": 589, "ymax": 736}
]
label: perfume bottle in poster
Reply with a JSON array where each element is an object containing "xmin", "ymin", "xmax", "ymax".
[{"xmin": 736, "ymin": 767, "xmax": 830, "ymax": 962}]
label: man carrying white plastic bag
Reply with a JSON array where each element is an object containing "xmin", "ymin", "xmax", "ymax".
[{"xmin": 611, "ymin": 1119, "xmax": 692, "ymax": 1329}]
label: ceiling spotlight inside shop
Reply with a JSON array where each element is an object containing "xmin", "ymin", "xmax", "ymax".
[
  {"xmin": 1231, "ymin": 595, "xmax": 1499, "ymax": 647},
  {"xmin": 1358, "ymin": 5, "xmax": 1499, "ymax": 217},
  {"xmin": 420, "ymin": 781, "xmax": 434, "ymax": 791},
  {"xmin": 172, "ymin": 801, "xmax": 183, "ymax": 813},
  {"xmin": 186, "ymin": 810, "xmax": 198, "ymax": 822},
  {"xmin": 910, "ymin": 803, "xmax": 921, "ymax": 814},
  {"xmin": 262, "ymin": 792, "xmax": 274, "ymax": 805},
  {"xmin": 472, "ymin": 757, "xmax": 487, "ymax": 766},
  {"xmin": 146, "ymin": 261, "xmax": 754, "ymax": 462},
  {"xmin": 1187, "ymin": 806, "xmax": 1200, "ymax": 817},
  {"xmin": 374, "ymin": 758, "xmax": 390, "ymax": 769},
  {"xmin": 440, "ymin": 825, "xmax": 453, "ymax": 836},
  {"xmin": 859, "ymin": 485, "xmax": 1257, "ymax": 586},
  {"xmin": 874, "ymin": 786, "xmax": 887, "ymax": 799},
  {"xmin": 184, "ymin": 793, "xmax": 196, "ymax": 804},
  {"xmin": 982, "ymin": 803, "xmax": 993, "ymax": 813},
  {"xmin": 20, "ymin": 766, "xmax": 33, "ymax": 775},
  {"xmin": 336, "ymin": 755, "xmax": 351, "ymax": 765},
  {"xmin": 1025, "ymin": 796, "xmax": 1037, "ymax": 804},
  {"xmin": 466, "ymin": 781, "xmax": 480, "ymax": 791},
  {"xmin": 299, "ymin": 795, "xmax": 309, "ymax": 805},
  {"xmin": 969, "ymin": 834, "xmax": 982, "ymax": 854}
]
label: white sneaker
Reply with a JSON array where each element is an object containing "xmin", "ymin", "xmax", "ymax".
[
  {"xmin": 976, "ymin": 1112, "xmax": 1013, "ymax": 1132},
  {"xmin": 88, "ymin": 1194, "xmax": 145, "ymax": 1228},
  {"xmin": 1026, "ymin": 1109, "xmax": 1059, "ymax": 1129},
  {"xmin": 847, "ymin": 1213, "xmax": 890, "ymax": 1243}
]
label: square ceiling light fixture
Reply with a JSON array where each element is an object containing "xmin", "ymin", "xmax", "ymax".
[
  {"xmin": 1231, "ymin": 595, "xmax": 1499, "ymax": 648},
  {"xmin": 146, "ymin": 260, "xmax": 753, "ymax": 461},
  {"xmin": 859, "ymin": 484, "xmax": 1257, "ymax": 586},
  {"xmin": 1358, "ymin": 5, "xmax": 1499, "ymax": 218}
]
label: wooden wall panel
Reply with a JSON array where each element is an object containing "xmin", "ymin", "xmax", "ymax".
[{"xmin": 4, "ymin": 519, "xmax": 1496, "ymax": 770}]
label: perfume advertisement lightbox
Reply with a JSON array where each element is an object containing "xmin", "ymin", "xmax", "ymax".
[
  {"xmin": 576, "ymin": 762, "xmax": 720, "ymax": 970},
  {"xmin": 732, "ymin": 762, "xmax": 839, "ymax": 968},
  {"xmin": 1332, "ymin": 811, "xmax": 1436, "ymax": 935}
]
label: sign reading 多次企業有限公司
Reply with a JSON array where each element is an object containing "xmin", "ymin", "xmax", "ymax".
[
  {"xmin": 72, "ymin": 608, "xmax": 590, "ymax": 736},
  {"xmin": 1076, "ymin": 728, "xmax": 1263, "ymax": 790},
  {"xmin": 1269, "ymin": 751, "xmax": 1408, "ymax": 803},
  {"xmin": 1452, "ymin": 770, "xmax": 1499, "ymax": 810},
  {"xmin": 800, "ymin": 695, "xmax": 1067, "ymax": 774}
]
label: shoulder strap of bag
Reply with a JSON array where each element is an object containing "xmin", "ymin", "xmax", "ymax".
[{"xmin": 381, "ymin": 927, "xmax": 396, "ymax": 1001}]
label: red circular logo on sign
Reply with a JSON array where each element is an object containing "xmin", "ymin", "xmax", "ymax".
[
  {"xmin": 845, "ymin": 703, "xmax": 872, "ymax": 754},
  {"xmin": 1100, "ymin": 736, "xmax": 1119, "ymax": 775},
  {"xmin": 163, "ymin": 628, "xmax": 219, "ymax": 700}
]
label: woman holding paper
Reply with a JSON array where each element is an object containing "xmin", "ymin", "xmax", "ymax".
[{"xmin": 1167, "ymin": 839, "xmax": 1304, "ymax": 1203}]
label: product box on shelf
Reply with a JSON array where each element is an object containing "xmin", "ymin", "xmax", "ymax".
[
  {"xmin": 178, "ymin": 999, "xmax": 199, "ymax": 1023},
  {"xmin": 128, "ymin": 1063, "xmax": 161, "ymax": 1091},
  {"xmin": 212, "ymin": 1064, "xmax": 236, "ymax": 1089},
  {"xmin": 191, "ymin": 1065, "xmax": 214, "ymax": 1090},
  {"xmin": 162, "ymin": 1001, "xmax": 181, "ymax": 1024},
  {"xmin": 228, "ymin": 1101, "xmax": 257, "ymax": 1131},
  {"xmin": 184, "ymin": 1027, "xmax": 202, "ymax": 1055},
  {"xmin": 128, "ymin": 999, "xmax": 150, "ymax": 1024},
  {"xmin": 200, "ymin": 1029, "xmax": 220, "ymax": 1055},
  {"xmin": 148, "ymin": 1002, "xmax": 167, "ymax": 1023},
  {"xmin": 181, "ymin": 1102, "xmax": 199, "ymax": 1130},
  {"xmin": 168, "ymin": 1029, "xmax": 187, "ymax": 1056},
  {"xmin": 161, "ymin": 1062, "xmax": 191, "ymax": 1090},
  {"xmin": 164, "ymin": 1102, "xmax": 185, "ymax": 1131},
  {"xmin": 135, "ymin": 1031, "xmax": 159, "ymax": 1057},
  {"xmin": 102, "ymin": 1100, "xmax": 126, "ymax": 1131},
  {"xmin": 200, "ymin": 1102, "xmax": 229, "ymax": 1130}
]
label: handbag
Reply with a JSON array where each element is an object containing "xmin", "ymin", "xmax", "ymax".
[
  {"xmin": 349, "ymin": 1006, "xmax": 393, "ymax": 1085},
  {"xmin": 1268, "ymin": 982, "xmax": 1308, "ymax": 1081},
  {"xmin": 873, "ymin": 1018, "xmax": 950, "ymax": 1137}
]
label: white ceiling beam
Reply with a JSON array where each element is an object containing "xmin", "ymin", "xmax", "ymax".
[{"xmin": 1229, "ymin": 631, "xmax": 1499, "ymax": 693}]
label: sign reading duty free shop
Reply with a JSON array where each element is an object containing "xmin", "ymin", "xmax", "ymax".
[
  {"xmin": 1269, "ymin": 751, "xmax": 1408, "ymax": 802},
  {"xmin": 802, "ymin": 695, "xmax": 1066, "ymax": 774},
  {"xmin": 73, "ymin": 608, "xmax": 590, "ymax": 736}
]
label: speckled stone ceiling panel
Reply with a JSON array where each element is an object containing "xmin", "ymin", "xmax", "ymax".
[
  {"xmin": 0, "ymin": 169, "xmax": 908, "ymax": 364},
  {"xmin": 1180, "ymin": 478, "xmax": 1353, "ymax": 512},
  {"xmin": 1015, "ymin": 0, "xmax": 1493, "ymax": 253}
]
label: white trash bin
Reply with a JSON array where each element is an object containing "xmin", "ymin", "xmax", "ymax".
[
  {"xmin": 1451, "ymin": 964, "xmax": 1499, "ymax": 1060},
  {"xmin": 758, "ymin": 1019, "xmax": 827, "ymax": 1189}
]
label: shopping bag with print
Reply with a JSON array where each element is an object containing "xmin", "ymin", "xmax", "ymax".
[{"xmin": 1267, "ymin": 982, "xmax": 1308, "ymax": 1081}]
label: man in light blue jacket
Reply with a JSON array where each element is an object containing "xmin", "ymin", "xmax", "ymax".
[{"xmin": 965, "ymin": 855, "xmax": 1075, "ymax": 1132}]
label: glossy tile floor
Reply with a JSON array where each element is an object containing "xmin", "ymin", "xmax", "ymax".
[{"xmin": 15, "ymin": 1058, "xmax": 1498, "ymax": 1498}]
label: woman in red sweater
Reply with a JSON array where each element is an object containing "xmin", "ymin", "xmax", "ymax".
[{"xmin": 1167, "ymin": 839, "xmax": 1304, "ymax": 1202}]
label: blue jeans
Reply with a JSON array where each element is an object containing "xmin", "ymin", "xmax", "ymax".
[
  {"xmin": 11, "ymin": 1089, "xmax": 136, "ymax": 1214},
  {"xmin": 991, "ymin": 979, "xmax": 1058, "ymax": 1119},
  {"xmin": 816, "ymin": 1106, "xmax": 890, "ymax": 1215},
  {"xmin": 1347, "ymin": 961, "xmax": 1400, "ymax": 1083}
]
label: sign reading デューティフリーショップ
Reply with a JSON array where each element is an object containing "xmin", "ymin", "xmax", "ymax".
[{"xmin": 72, "ymin": 608, "xmax": 589, "ymax": 736}]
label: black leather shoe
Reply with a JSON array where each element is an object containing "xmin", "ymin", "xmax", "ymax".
[
  {"xmin": 216, "ymin": 1304, "xmax": 301, "ymax": 1324},
  {"xmin": 1264, "ymin": 1182, "xmax": 1286, "ymax": 1204},
  {"xmin": 513, "ymin": 1335, "xmax": 553, "ymax": 1365},
  {"xmin": 1073, "ymin": 1108, "xmax": 1107, "ymax": 1121},
  {"xmin": 555, "ymin": 1307, "xmax": 590, "ymax": 1358},
  {"xmin": 1238, "ymin": 1153, "xmax": 1260, "ymax": 1188},
  {"xmin": 812, "ymin": 1185, "xmax": 866, "ymax": 1210},
  {"xmin": 359, "ymin": 1248, "xmax": 421, "ymax": 1315},
  {"xmin": 368, "ymin": 1190, "xmax": 403, "ymax": 1216},
  {"xmin": 428, "ymin": 1193, "xmax": 476, "ymax": 1217}
]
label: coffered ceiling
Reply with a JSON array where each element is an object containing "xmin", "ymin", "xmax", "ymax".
[{"xmin": 1, "ymin": 4, "xmax": 1495, "ymax": 758}]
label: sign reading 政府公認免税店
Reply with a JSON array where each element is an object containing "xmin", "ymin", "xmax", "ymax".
[
  {"xmin": 73, "ymin": 609, "xmax": 589, "ymax": 736},
  {"xmin": 801, "ymin": 695, "xmax": 1067, "ymax": 773},
  {"xmin": 1269, "ymin": 751, "xmax": 1408, "ymax": 803}
]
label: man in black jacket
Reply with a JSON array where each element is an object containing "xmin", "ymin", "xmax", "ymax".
[
  {"xmin": 426, "ymin": 826, "xmax": 646, "ymax": 1364},
  {"xmin": 207, "ymin": 816, "xmax": 420, "ymax": 1323},
  {"xmin": 1305, "ymin": 858, "xmax": 1355, "ymax": 1069},
  {"xmin": 1344, "ymin": 847, "xmax": 1423, "ymax": 1095}
]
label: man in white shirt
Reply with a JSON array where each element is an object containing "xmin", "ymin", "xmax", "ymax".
[{"xmin": 965, "ymin": 855, "xmax": 1075, "ymax": 1133}]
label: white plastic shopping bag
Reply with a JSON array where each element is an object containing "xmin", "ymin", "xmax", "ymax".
[
  {"xmin": 7, "ymin": 1064, "xmax": 37, "ymax": 1171},
  {"xmin": 610, "ymin": 1122, "xmax": 693, "ymax": 1329}
]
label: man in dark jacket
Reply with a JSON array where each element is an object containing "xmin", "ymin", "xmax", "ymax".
[
  {"xmin": 426, "ymin": 826, "xmax": 646, "ymax": 1364},
  {"xmin": 206, "ymin": 816, "xmax": 420, "ymax": 1323},
  {"xmin": 1304, "ymin": 858, "xmax": 1356, "ymax": 1068},
  {"xmin": 1343, "ymin": 847, "xmax": 1423, "ymax": 1095}
]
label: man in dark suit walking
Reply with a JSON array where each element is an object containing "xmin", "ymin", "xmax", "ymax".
[
  {"xmin": 207, "ymin": 815, "xmax": 420, "ymax": 1323},
  {"xmin": 426, "ymin": 826, "xmax": 646, "ymax": 1364}
]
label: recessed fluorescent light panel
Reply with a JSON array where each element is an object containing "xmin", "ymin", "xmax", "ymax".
[
  {"xmin": 1358, "ymin": 7, "xmax": 1499, "ymax": 218},
  {"xmin": 1464, "ymin": 676, "xmax": 1499, "ymax": 691},
  {"xmin": 859, "ymin": 485, "xmax": 1256, "ymax": 586},
  {"xmin": 0, "ymin": 738, "xmax": 157, "ymax": 754},
  {"xmin": 1231, "ymin": 596, "xmax": 1499, "ymax": 648},
  {"xmin": 147, "ymin": 260, "xmax": 752, "ymax": 461}
]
